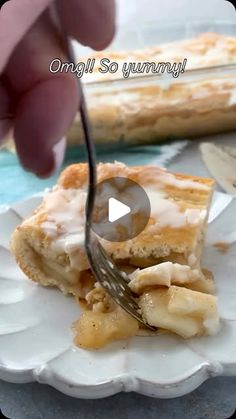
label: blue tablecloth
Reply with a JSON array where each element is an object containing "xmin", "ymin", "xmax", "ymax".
[{"xmin": 0, "ymin": 143, "xmax": 171, "ymax": 205}]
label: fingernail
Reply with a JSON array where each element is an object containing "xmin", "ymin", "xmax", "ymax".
[
  {"xmin": 36, "ymin": 137, "xmax": 66, "ymax": 178},
  {"xmin": 52, "ymin": 136, "xmax": 66, "ymax": 171}
]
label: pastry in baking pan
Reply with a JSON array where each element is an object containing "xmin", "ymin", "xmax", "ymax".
[
  {"xmin": 3, "ymin": 32, "xmax": 236, "ymax": 151},
  {"xmin": 11, "ymin": 162, "xmax": 220, "ymax": 348},
  {"xmin": 68, "ymin": 32, "xmax": 236, "ymax": 145}
]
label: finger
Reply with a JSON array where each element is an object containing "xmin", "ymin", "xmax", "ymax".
[
  {"xmin": 14, "ymin": 76, "xmax": 76, "ymax": 177},
  {"xmin": 0, "ymin": 0, "xmax": 53, "ymax": 74},
  {"xmin": 58, "ymin": 0, "xmax": 116, "ymax": 50},
  {"xmin": 5, "ymin": 10, "xmax": 79, "ymax": 177}
]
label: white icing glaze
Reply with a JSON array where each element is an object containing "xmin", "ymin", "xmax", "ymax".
[
  {"xmin": 146, "ymin": 188, "xmax": 206, "ymax": 229},
  {"xmin": 155, "ymin": 171, "xmax": 210, "ymax": 191},
  {"xmin": 40, "ymin": 221, "xmax": 58, "ymax": 236},
  {"xmin": 40, "ymin": 165, "xmax": 209, "ymax": 265},
  {"xmin": 56, "ymin": 232, "xmax": 85, "ymax": 253},
  {"xmin": 41, "ymin": 185, "xmax": 206, "ymax": 250},
  {"xmin": 41, "ymin": 188, "xmax": 87, "ymax": 255},
  {"xmin": 185, "ymin": 209, "xmax": 207, "ymax": 225},
  {"xmin": 43, "ymin": 188, "xmax": 86, "ymax": 232}
]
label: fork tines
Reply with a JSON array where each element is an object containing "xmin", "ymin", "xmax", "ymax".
[{"xmin": 87, "ymin": 236, "xmax": 156, "ymax": 327}]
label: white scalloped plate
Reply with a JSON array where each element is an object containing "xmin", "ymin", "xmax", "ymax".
[{"xmin": 0, "ymin": 191, "xmax": 236, "ymax": 399}]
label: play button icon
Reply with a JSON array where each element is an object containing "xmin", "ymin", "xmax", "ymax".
[
  {"xmin": 91, "ymin": 177, "xmax": 151, "ymax": 242},
  {"xmin": 108, "ymin": 198, "xmax": 131, "ymax": 222}
]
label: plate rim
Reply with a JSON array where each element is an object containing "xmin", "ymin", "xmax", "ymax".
[{"xmin": 0, "ymin": 192, "xmax": 235, "ymax": 399}]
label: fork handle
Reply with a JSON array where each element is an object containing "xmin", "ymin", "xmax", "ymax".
[{"xmin": 56, "ymin": 11, "xmax": 97, "ymax": 232}]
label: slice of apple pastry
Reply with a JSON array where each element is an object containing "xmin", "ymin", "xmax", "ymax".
[{"xmin": 11, "ymin": 162, "xmax": 220, "ymax": 349}]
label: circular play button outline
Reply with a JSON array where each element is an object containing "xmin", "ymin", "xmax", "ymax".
[{"xmin": 91, "ymin": 176, "xmax": 151, "ymax": 242}]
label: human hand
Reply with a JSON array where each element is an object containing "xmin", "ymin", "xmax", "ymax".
[{"xmin": 0, "ymin": 0, "xmax": 115, "ymax": 177}]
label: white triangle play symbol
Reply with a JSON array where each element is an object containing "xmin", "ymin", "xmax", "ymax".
[{"xmin": 108, "ymin": 197, "xmax": 131, "ymax": 223}]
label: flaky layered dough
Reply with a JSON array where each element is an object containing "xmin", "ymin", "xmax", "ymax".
[{"xmin": 11, "ymin": 162, "xmax": 214, "ymax": 300}]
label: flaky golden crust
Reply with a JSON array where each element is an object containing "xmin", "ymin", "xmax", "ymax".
[
  {"xmin": 11, "ymin": 162, "xmax": 214, "ymax": 299},
  {"xmin": 59, "ymin": 162, "xmax": 214, "ymax": 192},
  {"xmin": 11, "ymin": 162, "xmax": 219, "ymax": 348}
]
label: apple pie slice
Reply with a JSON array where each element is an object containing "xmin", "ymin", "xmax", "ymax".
[{"xmin": 11, "ymin": 162, "xmax": 220, "ymax": 348}]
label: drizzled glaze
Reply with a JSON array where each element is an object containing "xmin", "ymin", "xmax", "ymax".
[
  {"xmin": 41, "ymin": 187, "xmax": 87, "ymax": 257},
  {"xmin": 40, "ymin": 164, "xmax": 211, "ymax": 261},
  {"xmin": 146, "ymin": 188, "xmax": 206, "ymax": 228}
]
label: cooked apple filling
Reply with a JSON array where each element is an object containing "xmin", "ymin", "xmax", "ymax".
[{"xmin": 73, "ymin": 262, "xmax": 219, "ymax": 349}]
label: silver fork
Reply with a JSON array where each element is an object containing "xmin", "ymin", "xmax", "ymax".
[
  {"xmin": 80, "ymin": 103, "xmax": 155, "ymax": 328},
  {"xmin": 58, "ymin": 23, "xmax": 155, "ymax": 330}
]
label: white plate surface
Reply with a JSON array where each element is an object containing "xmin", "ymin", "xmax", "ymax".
[{"xmin": 0, "ymin": 192, "xmax": 236, "ymax": 399}]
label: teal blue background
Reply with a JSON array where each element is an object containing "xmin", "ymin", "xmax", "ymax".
[{"xmin": 0, "ymin": 144, "xmax": 164, "ymax": 204}]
